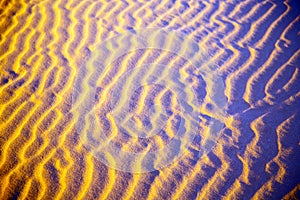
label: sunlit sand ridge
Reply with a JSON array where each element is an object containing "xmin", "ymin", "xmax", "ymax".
[{"xmin": 0, "ymin": 0, "xmax": 300, "ymax": 199}]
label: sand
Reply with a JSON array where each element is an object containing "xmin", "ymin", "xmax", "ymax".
[{"xmin": 0, "ymin": 0, "xmax": 300, "ymax": 199}]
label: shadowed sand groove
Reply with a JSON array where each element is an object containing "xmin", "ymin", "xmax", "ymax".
[{"xmin": 0, "ymin": 0, "xmax": 300, "ymax": 199}]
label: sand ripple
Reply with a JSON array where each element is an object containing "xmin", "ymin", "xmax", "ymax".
[{"xmin": 0, "ymin": 0, "xmax": 299, "ymax": 199}]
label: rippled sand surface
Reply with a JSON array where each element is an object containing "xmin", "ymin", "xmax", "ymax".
[{"xmin": 1, "ymin": 0, "xmax": 300, "ymax": 199}]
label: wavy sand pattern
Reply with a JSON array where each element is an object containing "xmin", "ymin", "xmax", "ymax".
[{"xmin": 0, "ymin": 0, "xmax": 300, "ymax": 199}]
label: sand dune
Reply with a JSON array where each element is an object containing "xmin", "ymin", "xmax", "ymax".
[{"xmin": 0, "ymin": 0, "xmax": 299, "ymax": 199}]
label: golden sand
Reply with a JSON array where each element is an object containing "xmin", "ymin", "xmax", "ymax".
[{"xmin": 0, "ymin": 0, "xmax": 300, "ymax": 199}]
